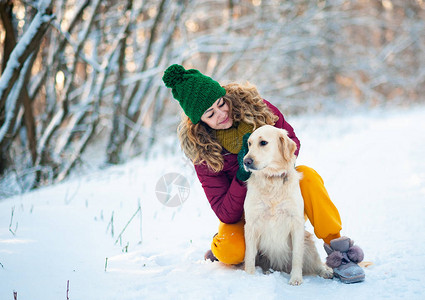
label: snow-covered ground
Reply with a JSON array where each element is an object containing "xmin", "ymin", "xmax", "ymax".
[{"xmin": 1, "ymin": 105, "xmax": 425, "ymax": 300}]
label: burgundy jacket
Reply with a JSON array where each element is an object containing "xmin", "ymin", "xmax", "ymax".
[{"xmin": 194, "ymin": 100, "xmax": 300, "ymax": 224}]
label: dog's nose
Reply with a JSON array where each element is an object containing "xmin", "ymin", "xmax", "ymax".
[{"xmin": 244, "ymin": 157, "xmax": 253, "ymax": 167}]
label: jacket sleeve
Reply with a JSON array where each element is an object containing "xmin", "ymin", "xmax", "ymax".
[
  {"xmin": 263, "ymin": 99, "xmax": 301, "ymax": 156},
  {"xmin": 194, "ymin": 163, "xmax": 247, "ymax": 224}
]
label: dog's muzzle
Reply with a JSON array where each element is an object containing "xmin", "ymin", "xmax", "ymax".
[{"xmin": 244, "ymin": 157, "xmax": 256, "ymax": 171}]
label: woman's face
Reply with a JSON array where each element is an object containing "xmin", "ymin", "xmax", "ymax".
[{"xmin": 200, "ymin": 97, "xmax": 233, "ymax": 130}]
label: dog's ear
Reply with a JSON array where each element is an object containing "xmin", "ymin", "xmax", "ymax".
[{"xmin": 278, "ymin": 130, "xmax": 297, "ymax": 162}]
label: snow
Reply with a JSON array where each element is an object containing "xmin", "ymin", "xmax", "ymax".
[{"xmin": 1, "ymin": 105, "xmax": 425, "ymax": 300}]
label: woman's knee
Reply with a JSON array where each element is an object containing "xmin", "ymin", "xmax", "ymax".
[
  {"xmin": 211, "ymin": 222, "xmax": 245, "ymax": 265},
  {"xmin": 296, "ymin": 165, "xmax": 324, "ymax": 185}
]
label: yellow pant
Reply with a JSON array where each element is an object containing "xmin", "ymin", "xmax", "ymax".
[{"xmin": 211, "ymin": 165, "xmax": 342, "ymax": 265}]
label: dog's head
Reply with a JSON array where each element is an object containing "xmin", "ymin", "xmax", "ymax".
[{"xmin": 243, "ymin": 125, "xmax": 297, "ymax": 177}]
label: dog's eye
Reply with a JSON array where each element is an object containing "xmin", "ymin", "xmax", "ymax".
[
  {"xmin": 260, "ymin": 141, "xmax": 268, "ymax": 146},
  {"xmin": 248, "ymin": 141, "xmax": 251, "ymax": 147}
]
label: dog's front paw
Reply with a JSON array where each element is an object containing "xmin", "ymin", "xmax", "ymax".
[
  {"xmin": 289, "ymin": 269, "xmax": 303, "ymax": 285},
  {"xmin": 289, "ymin": 275, "xmax": 303, "ymax": 286},
  {"xmin": 244, "ymin": 264, "xmax": 256, "ymax": 275}
]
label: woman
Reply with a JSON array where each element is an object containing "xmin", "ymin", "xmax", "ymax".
[{"xmin": 162, "ymin": 64, "xmax": 365, "ymax": 284}]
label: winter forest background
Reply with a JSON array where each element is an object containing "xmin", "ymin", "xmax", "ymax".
[{"xmin": 1, "ymin": 0, "xmax": 424, "ymax": 197}]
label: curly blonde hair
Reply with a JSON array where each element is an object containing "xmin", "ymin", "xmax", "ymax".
[{"xmin": 177, "ymin": 82, "xmax": 279, "ymax": 172}]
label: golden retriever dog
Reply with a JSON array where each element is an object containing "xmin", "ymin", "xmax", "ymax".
[{"xmin": 243, "ymin": 125, "xmax": 333, "ymax": 285}]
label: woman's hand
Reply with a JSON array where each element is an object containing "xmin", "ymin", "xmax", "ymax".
[{"xmin": 236, "ymin": 133, "xmax": 251, "ymax": 181}]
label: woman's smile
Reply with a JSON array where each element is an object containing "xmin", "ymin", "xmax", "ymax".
[{"xmin": 220, "ymin": 115, "xmax": 229, "ymax": 124}]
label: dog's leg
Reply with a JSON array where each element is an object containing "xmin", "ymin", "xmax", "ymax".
[
  {"xmin": 303, "ymin": 232, "xmax": 334, "ymax": 279},
  {"xmin": 310, "ymin": 246, "xmax": 333, "ymax": 279},
  {"xmin": 244, "ymin": 222, "xmax": 258, "ymax": 274},
  {"xmin": 289, "ymin": 222, "xmax": 304, "ymax": 285}
]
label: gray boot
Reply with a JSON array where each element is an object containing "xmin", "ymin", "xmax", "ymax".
[
  {"xmin": 204, "ymin": 249, "xmax": 218, "ymax": 262},
  {"xmin": 324, "ymin": 236, "xmax": 365, "ymax": 284}
]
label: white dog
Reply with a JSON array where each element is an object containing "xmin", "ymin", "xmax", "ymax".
[{"xmin": 243, "ymin": 125, "xmax": 333, "ymax": 285}]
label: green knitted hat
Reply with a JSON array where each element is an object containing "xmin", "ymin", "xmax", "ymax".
[{"xmin": 162, "ymin": 64, "xmax": 226, "ymax": 124}]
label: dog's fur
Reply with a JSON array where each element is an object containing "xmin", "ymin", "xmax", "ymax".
[{"xmin": 243, "ymin": 125, "xmax": 333, "ymax": 285}]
